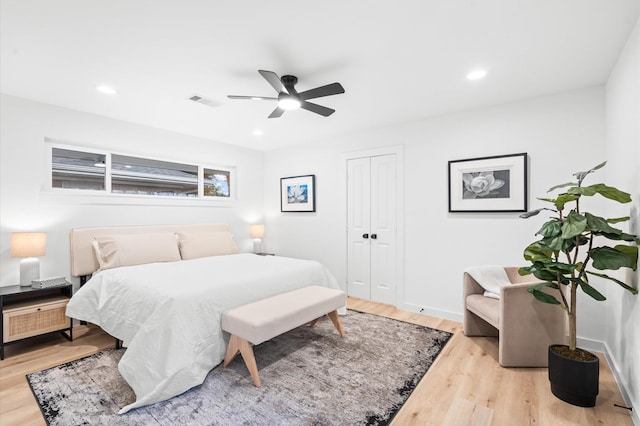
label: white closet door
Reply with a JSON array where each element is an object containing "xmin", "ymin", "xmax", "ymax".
[
  {"xmin": 347, "ymin": 157, "xmax": 371, "ymax": 299},
  {"xmin": 346, "ymin": 154, "xmax": 397, "ymax": 304},
  {"xmin": 370, "ymin": 154, "xmax": 396, "ymax": 304}
]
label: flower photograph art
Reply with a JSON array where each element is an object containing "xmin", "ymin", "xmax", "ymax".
[
  {"xmin": 287, "ymin": 184, "xmax": 308, "ymax": 203},
  {"xmin": 449, "ymin": 153, "xmax": 527, "ymax": 212},
  {"xmin": 281, "ymin": 175, "xmax": 316, "ymax": 212},
  {"xmin": 462, "ymin": 170, "xmax": 510, "ymax": 199}
]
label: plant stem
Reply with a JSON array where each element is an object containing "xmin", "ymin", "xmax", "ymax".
[{"xmin": 569, "ymin": 282, "xmax": 577, "ymax": 351}]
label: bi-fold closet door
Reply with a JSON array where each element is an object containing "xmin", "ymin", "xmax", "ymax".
[{"xmin": 346, "ymin": 154, "xmax": 397, "ymax": 305}]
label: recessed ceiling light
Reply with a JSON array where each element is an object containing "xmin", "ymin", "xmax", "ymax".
[
  {"xmin": 252, "ymin": 129, "xmax": 264, "ymax": 136},
  {"xmin": 96, "ymin": 85, "xmax": 117, "ymax": 95},
  {"xmin": 466, "ymin": 69, "xmax": 487, "ymax": 80}
]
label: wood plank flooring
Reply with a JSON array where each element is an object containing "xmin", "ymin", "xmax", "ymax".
[{"xmin": 0, "ymin": 298, "xmax": 633, "ymax": 425}]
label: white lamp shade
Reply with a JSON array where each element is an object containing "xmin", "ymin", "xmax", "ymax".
[
  {"xmin": 250, "ymin": 224, "xmax": 265, "ymax": 239},
  {"xmin": 11, "ymin": 232, "xmax": 47, "ymax": 257}
]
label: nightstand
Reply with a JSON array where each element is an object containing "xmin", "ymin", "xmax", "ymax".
[{"xmin": 0, "ymin": 284, "xmax": 73, "ymax": 360}]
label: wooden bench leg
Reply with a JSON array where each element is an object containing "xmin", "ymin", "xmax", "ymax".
[
  {"xmin": 224, "ymin": 335, "xmax": 261, "ymax": 387},
  {"xmin": 327, "ymin": 310, "xmax": 345, "ymax": 337},
  {"xmin": 309, "ymin": 311, "xmax": 345, "ymax": 337}
]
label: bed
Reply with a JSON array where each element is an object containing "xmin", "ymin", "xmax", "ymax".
[{"xmin": 66, "ymin": 224, "xmax": 342, "ymax": 414}]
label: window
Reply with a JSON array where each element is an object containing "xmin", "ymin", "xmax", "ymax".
[
  {"xmin": 112, "ymin": 155, "xmax": 198, "ymax": 197},
  {"xmin": 48, "ymin": 144, "xmax": 234, "ymax": 201},
  {"xmin": 52, "ymin": 148, "xmax": 106, "ymax": 190},
  {"xmin": 203, "ymin": 168, "xmax": 231, "ymax": 198}
]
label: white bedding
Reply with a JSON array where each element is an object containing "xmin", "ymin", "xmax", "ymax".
[{"xmin": 66, "ymin": 253, "xmax": 341, "ymax": 414}]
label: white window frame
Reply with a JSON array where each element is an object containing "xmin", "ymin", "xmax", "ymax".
[{"xmin": 44, "ymin": 139, "xmax": 237, "ymax": 206}]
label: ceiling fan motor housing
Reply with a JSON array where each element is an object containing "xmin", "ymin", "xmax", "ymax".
[{"xmin": 280, "ymin": 75, "xmax": 298, "ymax": 91}]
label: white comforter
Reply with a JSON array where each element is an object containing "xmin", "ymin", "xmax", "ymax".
[{"xmin": 66, "ymin": 253, "xmax": 341, "ymax": 414}]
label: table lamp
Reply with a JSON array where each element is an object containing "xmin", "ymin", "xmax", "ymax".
[
  {"xmin": 11, "ymin": 232, "xmax": 47, "ymax": 286},
  {"xmin": 250, "ymin": 224, "xmax": 265, "ymax": 254}
]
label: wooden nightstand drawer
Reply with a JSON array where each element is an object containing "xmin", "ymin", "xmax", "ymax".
[{"xmin": 3, "ymin": 296, "xmax": 70, "ymax": 343}]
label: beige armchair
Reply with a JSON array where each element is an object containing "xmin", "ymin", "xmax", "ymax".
[{"xmin": 463, "ymin": 267, "xmax": 566, "ymax": 367}]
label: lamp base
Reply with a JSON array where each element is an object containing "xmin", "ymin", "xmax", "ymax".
[
  {"xmin": 20, "ymin": 257, "xmax": 40, "ymax": 286},
  {"xmin": 253, "ymin": 239, "xmax": 263, "ymax": 254}
]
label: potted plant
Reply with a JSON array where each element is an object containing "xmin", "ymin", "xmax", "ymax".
[{"xmin": 519, "ymin": 161, "xmax": 638, "ymax": 407}]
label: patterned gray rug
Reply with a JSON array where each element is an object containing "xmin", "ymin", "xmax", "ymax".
[{"xmin": 27, "ymin": 310, "xmax": 451, "ymax": 426}]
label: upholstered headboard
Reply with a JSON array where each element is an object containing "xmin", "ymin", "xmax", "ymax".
[{"xmin": 70, "ymin": 223, "xmax": 233, "ymax": 276}]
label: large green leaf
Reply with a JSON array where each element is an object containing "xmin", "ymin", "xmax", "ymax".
[
  {"xmin": 607, "ymin": 216, "xmax": 630, "ymax": 224},
  {"xmin": 585, "ymin": 212, "xmax": 622, "ymax": 235},
  {"xmin": 590, "ymin": 246, "xmax": 635, "ymax": 270},
  {"xmin": 545, "ymin": 262, "xmax": 577, "ymax": 273},
  {"xmin": 596, "ymin": 231, "xmax": 640, "ymax": 243},
  {"xmin": 569, "ymin": 184, "xmax": 632, "ymax": 203},
  {"xmin": 586, "ymin": 270, "xmax": 639, "ymax": 294},
  {"xmin": 527, "ymin": 262, "xmax": 572, "ymax": 284},
  {"xmin": 539, "ymin": 235, "xmax": 565, "ymax": 252},
  {"xmin": 536, "ymin": 220, "xmax": 562, "ymax": 238},
  {"xmin": 614, "ymin": 244, "xmax": 638, "ymax": 270},
  {"xmin": 523, "ymin": 242, "xmax": 554, "ymax": 263},
  {"xmin": 547, "ymin": 182, "xmax": 578, "ymax": 193},
  {"xmin": 527, "ymin": 284, "xmax": 563, "ymax": 305},
  {"xmin": 554, "ymin": 193, "xmax": 580, "ymax": 211},
  {"xmin": 561, "ymin": 211, "xmax": 587, "ymax": 239},
  {"xmin": 576, "ymin": 279, "xmax": 606, "ymax": 301},
  {"xmin": 568, "ymin": 186, "xmax": 596, "ymax": 196},
  {"xmin": 521, "ymin": 263, "xmax": 554, "ymax": 282}
]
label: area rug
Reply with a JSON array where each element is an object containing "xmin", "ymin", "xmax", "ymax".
[{"xmin": 27, "ymin": 310, "xmax": 452, "ymax": 426}]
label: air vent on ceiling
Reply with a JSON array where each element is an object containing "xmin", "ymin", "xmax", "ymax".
[{"xmin": 188, "ymin": 94, "xmax": 223, "ymax": 108}]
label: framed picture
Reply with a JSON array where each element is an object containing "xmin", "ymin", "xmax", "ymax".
[
  {"xmin": 281, "ymin": 174, "xmax": 316, "ymax": 212},
  {"xmin": 448, "ymin": 153, "xmax": 527, "ymax": 212}
]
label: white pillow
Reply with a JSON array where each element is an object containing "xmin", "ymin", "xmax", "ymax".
[
  {"xmin": 176, "ymin": 231, "xmax": 240, "ymax": 260},
  {"xmin": 93, "ymin": 233, "xmax": 181, "ymax": 270}
]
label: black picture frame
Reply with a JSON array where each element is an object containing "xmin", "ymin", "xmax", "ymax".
[
  {"xmin": 280, "ymin": 174, "xmax": 316, "ymax": 212},
  {"xmin": 448, "ymin": 153, "xmax": 528, "ymax": 212}
]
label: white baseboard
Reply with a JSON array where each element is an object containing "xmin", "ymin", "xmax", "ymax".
[
  {"xmin": 576, "ymin": 336, "xmax": 605, "ymax": 354},
  {"xmin": 602, "ymin": 342, "xmax": 638, "ymax": 425},
  {"xmin": 399, "ymin": 302, "xmax": 463, "ymax": 323}
]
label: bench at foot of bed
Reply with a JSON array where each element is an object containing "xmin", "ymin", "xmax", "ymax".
[{"xmin": 221, "ymin": 285, "xmax": 346, "ymax": 387}]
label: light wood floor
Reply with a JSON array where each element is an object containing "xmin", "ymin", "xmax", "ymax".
[{"xmin": 0, "ymin": 298, "xmax": 633, "ymax": 425}]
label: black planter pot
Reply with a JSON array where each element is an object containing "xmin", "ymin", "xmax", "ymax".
[{"xmin": 548, "ymin": 344, "xmax": 600, "ymax": 407}]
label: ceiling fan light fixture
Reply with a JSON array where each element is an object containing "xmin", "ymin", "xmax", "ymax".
[{"xmin": 277, "ymin": 95, "xmax": 301, "ymax": 110}]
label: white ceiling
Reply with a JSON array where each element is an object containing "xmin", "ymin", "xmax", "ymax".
[{"xmin": 1, "ymin": 1, "xmax": 638, "ymax": 151}]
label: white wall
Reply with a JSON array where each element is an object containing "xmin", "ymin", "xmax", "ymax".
[
  {"xmin": 604, "ymin": 16, "xmax": 640, "ymax": 419},
  {"xmin": 264, "ymin": 87, "xmax": 607, "ymax": 341},
  {"xmin": 0, "ymin": 94, "xmax": 265, "ymax": 287}
]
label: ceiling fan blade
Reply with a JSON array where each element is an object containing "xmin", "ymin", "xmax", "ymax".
[
  {"xmin": 268, "ymin": 107, "xmax": 285, "ymax": 118},
  {"xmin": 227, "ymin": 95, "xmax": 277, "ymax": 100},
  {"xmin": 259, "ymin": 70, "xmax": 286, "ymax": 94},
  {"xmin": 299, "ymin": 82, "xmax": 345, "ymax": 101},
  {"xmin": 301, "ymin": 101, "xmax": 335, "ymax": 117}
]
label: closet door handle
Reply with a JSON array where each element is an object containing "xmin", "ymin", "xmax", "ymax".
[
  {"xmin": 371, "ymin": 234, "xmax": 377, "ymax": 239},
  {"xmin": 362, "ymin": 233, "xmax": 369, "ymax": 239}
]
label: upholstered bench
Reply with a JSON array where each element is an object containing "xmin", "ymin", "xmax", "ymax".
[{"xmin": 221, "ymin": 285, "xmax": 346, "ymax": 386}]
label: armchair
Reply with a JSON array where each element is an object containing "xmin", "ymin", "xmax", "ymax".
[{"xmin": 463, "ymin": 267, "xmax": 566, "ymax": 367}]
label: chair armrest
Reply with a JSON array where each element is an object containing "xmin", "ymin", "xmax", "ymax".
[
  {"xmin": 501, "ymin": 281, "xmax": 541, "ymax": 324},
  {"xmin": 463, "ymin": 272, "xmax": 485, "ymax": 299},
  {"xmin": 500, "ymin": 281, "xmax": 566, "ymax": 343}
]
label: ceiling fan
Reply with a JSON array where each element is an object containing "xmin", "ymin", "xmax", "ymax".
[{"xmin": 228, "ymin": 70, "xmax": 345, "ymax": 118}]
